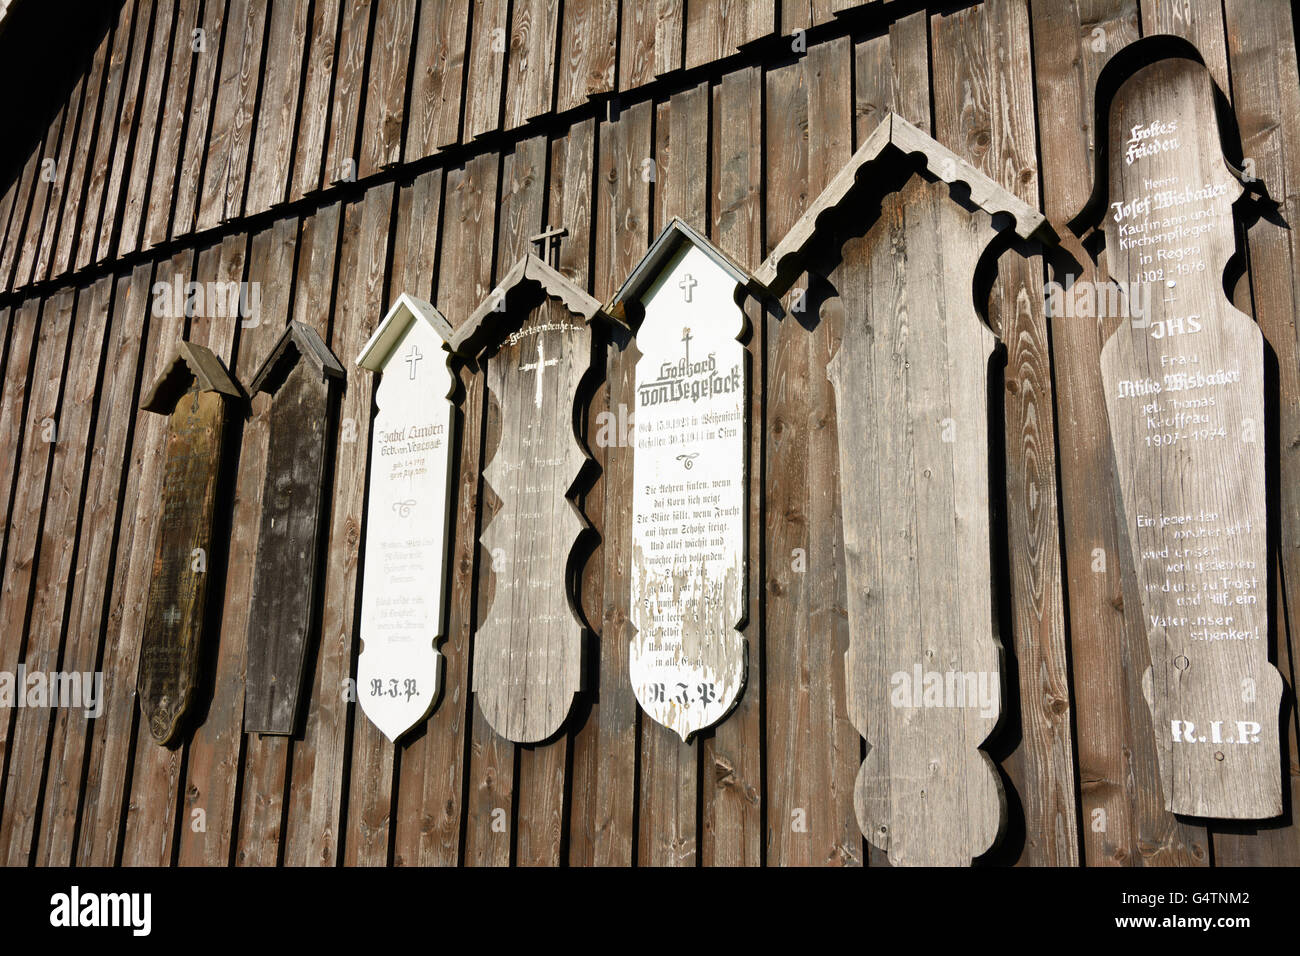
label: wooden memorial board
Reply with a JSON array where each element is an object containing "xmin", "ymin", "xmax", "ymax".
[
  {"xmin": 608, "ymin": 219, "xmax": 750, "ymax": 741},
  {"xmin": 1098, "ymin": 57, "xmax": 1281, "ymax": 818},
  {"xmin": 244, "ymin": 322, "xmax": 345, "ymax": 735},
  {"xmin": 355, "ymin": 295, "xmax": 460, "ymax": 742},
  {"xmin": 757, "ymin": 114, "xmax": 1054, "ymax": 865},
  {"xmin": 451, "ymin": 252, "xmax": 613, "ymax": 744},
  {"xmin": 137, "ymin": 342, "xmax": 242, "ymax": 746}
]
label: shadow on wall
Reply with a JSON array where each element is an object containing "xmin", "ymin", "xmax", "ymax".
[{"xmin": 0, "ymin": 0, "xmax": 117, "ymax": 192}]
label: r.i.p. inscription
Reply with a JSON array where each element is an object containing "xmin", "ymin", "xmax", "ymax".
[{"xmin": 1099, "ymin": 56, "xmax": 1281, "ymax": 818}]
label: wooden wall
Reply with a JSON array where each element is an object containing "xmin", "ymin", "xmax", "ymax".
[{"xmin": 0, "ymin": 0, "xmax": 1297, "ymax": 866}]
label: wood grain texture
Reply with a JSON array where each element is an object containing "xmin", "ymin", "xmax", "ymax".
[
  {"xmin": 1099, "ymin": 56, "xmax": 1280, "ymax": 819},
  {"xmin": 404, "ymin": 0, "xmax": 469, "ymax": 160},
  {"xmin": 245, "ymin": 0, "xmax": 312, "ymax": 215},
  {"xmin": 555, "ymin": 0, "xmax": 617, "ymax": 113},
  {"xmin": 290, "ymin": 0, "xmax": 343, "ymax": 200},
  {"xmin": 171, "ymin": 0, "xmax": 230, "ymax": 239},
  {"xmin": 504, "ymin": 0, "xmax": 559, "ymax": 130},
  {"xmin": 0, "ymin": 279, "xmax": 109, "ymax": 865},
  {"xmin": 359, "ymin": 0, "xmax": 416, "ymax": 177},
  {"xmin": 464, "ymin": 0, "xmax": 510, "ymax": 140},
  {"xmin": 322, "ymin": 0, "xmax": 374, "ymax": 186},
  {"xmin": 35, "ymin": 265, "xmax": 151, "ymax": 865},
  {"xmin": 33, "ymin": 73, "xmax": 88, "ymax": 283},
  {"xmin": 142, "ymin": 0, "xmax": 203, "ymax": 252},
  {"xmin": 932, "ymin": 0, "xmax": 1079, "ymax": 867},
  {"xmin": 11, "ymin": 104, "xmax": 67, "ymax": 292}
]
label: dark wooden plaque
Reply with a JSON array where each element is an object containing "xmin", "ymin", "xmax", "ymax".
[
  {"xmin": 1099, "ymin": 57, "xmax": 1281, "ymax": 818},
  {"xmin": 757, "ymin": 114, "xmax": 1053, "ymax": 866},
  {"xmin": 243, "ymin": 322, "xmax": 344, "ymax": 735},
  {"xmin": 137, "ymin": 342, "xmax": 241, "ymax": 746},
  {"xmin": 452, "ymin": 254, "xmax": 610, "ymax": 744}
]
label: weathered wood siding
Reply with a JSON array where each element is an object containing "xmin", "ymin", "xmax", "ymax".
[{"xmin": 0, "ymin": 0, "xmax": 1297, "ymax": 866}]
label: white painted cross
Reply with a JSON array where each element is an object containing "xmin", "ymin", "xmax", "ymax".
[
  {"xmin": 519, "ymin": 339, "xmax": 559, "ymax": 409},
  {"xmin": 163, "ymin": 606, "xmax": 181, "ymax": 628},
  {"xmin": 679, "ymin": 273, "xmax": 697, "ymax": 302},
  {"xmin": 405, "ymin": 343, "xmax": 423, "ymax": 380}
]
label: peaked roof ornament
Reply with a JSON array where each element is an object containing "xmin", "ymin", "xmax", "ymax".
[
  {"xmin": 605, "ymin": 217, "xmax": 763, "ymax": 327},
  {"xmin": 755, "ymin": 112, "xmax": 1055, "ymax": 295},
  {"xmin": 450, "ymin": 253, "xmax": 620, "ymax": 359},
  {"xmin": 140, "ymin": 341, "xmax": 243, "ymax": 413},
  {"xmin": 248, "ymin": 320, "xmax": 344, "ymax": 395},
  {"xmin": 356, "ymin": 293, "xmax": 457, "ymax": 371}
]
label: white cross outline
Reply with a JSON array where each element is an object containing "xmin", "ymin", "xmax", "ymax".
[
  {"xmin": 405, "ymin": 343, "xmax": 423, "ymax": 380},
  {"xmin": 163, "ymin": 606, "xmax": 181, "ymax": 627},
  {"xmin": 519, "ymin": 339, "xmax": 559, "ymax": 409},
  {"xmin": 679, "ymin": 272, "xmax": 697, "ymax": 302}
]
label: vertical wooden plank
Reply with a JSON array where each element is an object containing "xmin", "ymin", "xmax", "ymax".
[
  {"xmin": 198, "ymin": 0, "xmax": 269, "ymax": 228},
  {"xmin": 702, "ymin": 64, "xmax": 764, "ymax": 867},
  {"xmin": 36, "ymin": 266, "xmax": 152, "ymax": 865},
  {"xmin": 291, "ymin": 0, "xmax": 343, "ymax": 200},
  {"xmin": 387, "ymin": 169, "xmax": 472, "ymax": 868},
  {"xmin": 359, "ymin": 0, "xmax": 417, "ymax": 177},
  {"xmin": 931, "ymin": 0, "xmax": 1080, "ymax": 866},
  {"xmin": 635, "ymin": 82, "xmax": 708, "ymax": 868},
  {"xmin": 1139, "ymin": 0, "xmax": 1229, "ymax": 92},
  {"xmin": 464, "ymin": 0, "xmax": 509, "ymax": 140},
  {"xmin": 0, "ymin": 280, "xmax": 110, "ymax": 864},
  {"xmin": 245, "ymin": 0, "xmax": 312, "ymax": 215},
  {"xmin": 33, "ymin": 72, "xmax": 88, "ymax": 283},
  {"xmin": 276, "ymin": 201, "xmax": 347, "ymax": 867},
  {"xmin": 143, "ymin": 0, "xmax": 203, "ymax": 251},
  {"xmin": 653, "ymin": 0, "xmax": 685, "ymax": 77},
  {"xmin": 317, "ymin": 184, "xmax": 395, "ymax": 867},
  {"xmin": 404, "ymin": 0, "xmax": 470, "ymax": 160},
  {"xmin": 322, "ymin": 0, "xmax": 375, "ymax": 187},
  {"xmin": 53, "ymin": 20, "xmax": 114, "ymax": 275},
  {"xmin": 1029, "ymin": 0, "xmax": 1207, "ymax": 865},
  {"xmin": 555, "ymin": 0, "xmax": 617, "ymax": 113},
  {"xmin": 179, "ymin": 225, "xmax": 297, "ymax": 867},
  {"xmin": 0, "ymin": 302, "xmax": 39, "ymax": 551},
  {"xmin": 0, "ymin": 150, "xmax": 42, "ymax": 293},
  {"xmin": 504, "ymin": 0, "xmax": 559, "ymax": 130},
  {"xmin": 172, "ymin": 0, "xmax": 230, "ymax": 239},
  {"xmin": 76, "ymin": 248, "xmax": 189, "ymax": 867},
  {"xmin": 565, "ymin": 99, "xmax": 651, "ymax": 866},
  {"xmin": 685, "ymin": 0, "xmax": 772, "ymax": 71},
  {"xmin": 76, "ymin": 0, "xmax": 139, "ymax": 272},
  {"xmin": 619, "ymin": 0, "xmax": 657, "ymax": 90},
  {"xmin": 763, "ymin": 38, "xmax": 861, "ymax": 868},
  {"xmin": 1211, "ymin": 0, "xmax": 1300, "ymax": 866},
  {"xmin": 117, "ymin": 0, "xmax": 179, "ymax": 258},
  {"xmin": 94, "ymin": 0, "xmax": 157, "ymax": 263},
  {"xmin": 119, "ymin": 236, "xmax": 244, "ymax": 867},
  {"xmin": 0, "ymin": 292, "xmax": 75, "ymax": 852},
  {"xmin": 12, "ymin": 105, "xmax": 68, "ymax": 291}
]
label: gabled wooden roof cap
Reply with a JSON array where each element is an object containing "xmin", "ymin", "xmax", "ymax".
[
  {"xmin": 755, "ymin": 113, "xmax": 1055, "ymax": 294},
  {"xmin": 248, "ymin": 320, "xmax": 344, "ymax": 395},
  {"xmin": 140, "ymin": 341, "xmax": 242, "ymax": 413},
  {"xmin": 356, "ymin": 293, "xmax": 456, "ymax": 371},
  {"xmin": 449, "ymin": 253, "xmax": 617, "ymax": 359},
  {"xmin": 605, "ymin": 217, "xmax": 761, "ymax": 327}
]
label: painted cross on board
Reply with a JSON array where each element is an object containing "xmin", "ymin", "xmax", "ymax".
[
  {"xmin": 405, "ymin": 343, "xmax": 423, "ymax": 380},
  {"xmin": 679, "ymin": 273, "xmax": 697, "ymax": 302},
  {"xmin": 163, "ymin": 606, "xmax": 181, "ymax": 628},
  {"xmin": 681, "ymin": 327, "xmax": 692, "ymax": 365},
  {"xmin": 519, "ymin": 340, "xmax": 559, "ymax": 409}
]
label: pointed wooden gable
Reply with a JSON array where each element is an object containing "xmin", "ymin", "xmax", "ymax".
[
  {"xmin": 354, "ymin": 293, "xmax": 461, "ymax": 742},
  {"xmin": 243, "ymin": 322, "xmax": 345, "ymax": 736},
  {"xmin": 458, "ymin": 251, "xmax": 611, "ymax": 744},
  {"xmin": 760, "ymin": 112, "xmax": 1057, "ymax": 865},
  {"xmin": 607, "ymin": 218, "xmax": 759, "ymax": 742},
  {"xmin": 136, "ymin": 341, "xmax": 241, "ymax": 745}
]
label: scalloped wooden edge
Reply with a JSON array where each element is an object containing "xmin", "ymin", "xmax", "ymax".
[{"xmin": 754, "ymin": 113, "xmax": 1054, "ymax": 295}]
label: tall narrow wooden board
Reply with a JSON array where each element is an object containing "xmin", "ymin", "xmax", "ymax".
[
  {"xmin": 622, "ymin": 228, "xmax": 748, "ymax": 741},
  {"xmin": 244, "ymin": 323, "xmax": 344, "ymax": 735},
  {"xmin": 1099, "ymin": 57, "xmax": 1282, "ymax": 819},
  {"xmin": 355, "ymin": 296, "xmax": 458, "ymax": 742},
  {"xmin": 461, "ymin": 266, "xmax": 597, "ymax": 744},
  {"xmin": 824, "ymin": 171, "xmax": 1007, "ymax": 866},
  {"xmin": 136, "ymin": 346, "xmax": 239, "ymax": 746}
]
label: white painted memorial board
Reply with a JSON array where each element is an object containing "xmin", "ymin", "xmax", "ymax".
[
  {"xmin": 613, "ymin": 220, "xmax": 749, "ymax": 740},
  {"xmin": 355, "ymin": 294, "xmax": 459, "ymax": 741}
]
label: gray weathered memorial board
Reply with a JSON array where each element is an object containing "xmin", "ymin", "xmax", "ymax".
[
  {"xmin": 137, "ymin": 342, "xmax": 242, "ymax": 745},
  {"xmin": 759, "ymin": 114, "xmax": 1054, "ymax": 865},
  {"xmin": 244, "ymin": 322, "xmax": 344, "ymax": 735},
  {"xmin": 1098, "ymin": 57, "xmax": 1281, "ymax": 818},
  {"xmin": 452, "ymin": 253, "xmax": 611, "ymax": 744},
  {"xmin": 609, "ymin": 219, "xmax": 750, "ymax": 741},
  {"xmin": 355, "ymin": 295, "xmax": 459, "ymax": 742}
]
